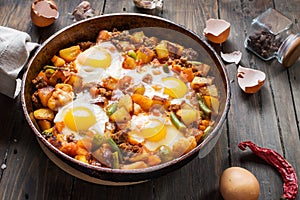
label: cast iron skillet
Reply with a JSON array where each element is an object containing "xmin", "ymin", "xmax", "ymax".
[{"xmin": 21, "ymin": 13, "xmax": 230, "ymax": 185}]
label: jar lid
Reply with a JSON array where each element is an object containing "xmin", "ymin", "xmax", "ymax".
[{"xmin": 282, "ymin": 35, "xmax": 300, "ymax": 67}]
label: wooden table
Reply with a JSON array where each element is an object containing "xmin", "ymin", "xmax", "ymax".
[{"xmin": 1, "ymin": 0, "xmax": 299, "ymax": 199}]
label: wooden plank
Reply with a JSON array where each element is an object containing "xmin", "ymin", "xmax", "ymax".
[
  {"xmin": 0, "ymin": 100, "xmax": 74, "ymax": 200},
  {"xmin": 0, "ymin": 95, "xmax": 18, "ymax": 179},
  {"xmin": 272, "ymin": 0, "xmax": 300, "ymax": 194},
  {"xmin": 71, "ymin": 180, "xmax": 155, "ymax": 200},
  {"xmin": 163, "ymin": 0, "xmax": 218, "ymax": 30},
  {"xmin": 218, "ymin": 0, "xmax": 288, "ymax": 199}
]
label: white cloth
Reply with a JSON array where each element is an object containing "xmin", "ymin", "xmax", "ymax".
[{"xmin": 0, "ymin": 26, "xmax": 39, "ymax": 98}]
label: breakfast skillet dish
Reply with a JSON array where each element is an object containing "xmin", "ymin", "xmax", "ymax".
[{"xmin": 30, "ymin": 28, "xmax": 220, "ymax": 170}]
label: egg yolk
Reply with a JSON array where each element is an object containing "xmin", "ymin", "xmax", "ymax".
[
  {"xmin": 77, "ymin": 46, "xmax": 112, "ymax": 69},
  {"xmin": 162, "ymin": 77, "xmax": 188, "ymax": 98},
  {"xmin": 139, "ymin": 119, "xmax": 167, "ymax": 142},
  {"xmin": 64, "ymin": 106, "xmax": 96, "ymax": 131},
  {"xmin": 143, "ymin": 125, "xmax": 184, "ymax": 151}
]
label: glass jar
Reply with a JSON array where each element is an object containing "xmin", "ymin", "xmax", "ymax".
[{"xmin": 244, "ymin": 8, "xmax": 300, "ymax": 67}]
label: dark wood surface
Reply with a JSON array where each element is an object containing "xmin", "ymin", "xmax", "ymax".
[{"xmin": 0, "ymin": 0, "xmax": 299, "ymax": 199}]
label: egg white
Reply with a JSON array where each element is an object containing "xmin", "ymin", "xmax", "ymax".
[
  {"xmin": 54, "ymin": 94, "xmax": 109, "ymax": 140},
  {"xmin": 75, "ymin": 41, "xmax": 125, "ymax": 84},
  {"xmin": 128, "ymin": 114, "xmax": 186, "ymax": 151},
  {"xmin": 144, "ymin": 125, "xmax": 185, "ymax": 151}
]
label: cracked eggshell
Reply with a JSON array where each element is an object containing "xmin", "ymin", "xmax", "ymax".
[
  {"xmin": 203, "ymin": 18, "xmax": 231, "ymax": 44},
  {"xmin": 31, "ymin": 0, "xmax": 59, "ymax": 27},
  {"xmin": 237, "ymin": 65, "xmax": 266, "ymax": 94},
  {"xmin": 221, "ymin": 51, "xmax": 242, "ymax": 64}
]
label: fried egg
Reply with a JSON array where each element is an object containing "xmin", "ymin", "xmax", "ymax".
[
  {"xmin": 54, "ymin": 94, "xmax": 108, "ymax": 139},
  {"xmin": 75, "ymin": 41, "xmax": 124, "ymax": 83},
  {"xmin": 144, "ymin": 125, "xmax": 186, "ymax": 151},
  {"xmin": 128, "ymin": 114, "xmax": 187, "ymax": 151}
]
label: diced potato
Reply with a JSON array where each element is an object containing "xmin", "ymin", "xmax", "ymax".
[
  {"xmin": 77, "ymin": 138, "xmax": 92, "ymax": 152},
  {"xmin": 190, "ymin": 76, "xmax": 213, "ymax": 89},
  {"xmin": 102, "ymin": 77, "xmax": 118, "ymax": 90},
  {"xmin": 201, "ymin": 64, "xmax": 211, "ymax": 76},
  {"xmin": 155, "ymin": 43, "xmax": 169, "ymax": 60},
  {"xmin": 97, "ymin": 30, "xmax": 110, "ymax": 42},
  {"xmin": 147, "ymin": 155, "xmax": 161, "ymax": 166},
  {"xmin": 37, "ymin": 120, "xmax": 52, "ymax": 131},
  {"xmin": 118, "ymin": 94, "xmax": 133, "ymax": 113},
  {"xmin": 64, "ymin": 74, "xmax": 83, "ymax": 92},
  {"xmin": 203, "ymin": 96, "xmax": 220, "ymax": 114},
  {"xmin": 181, "ymin": 103, "xmax": 192, "ymax": 110},
  {"xmin": 131, "ymin": 31, "xmax": 145, "ymax": 44},
  {"xmin": 29, "ymin": 112, "xmax": 39, "ymax": 131},
  {"xmin": 121, "ymin": 161, "xmax": 148, "ymax": 170},
  {"xmin": 123, "ymin": 56, "xmax": 137, "ymax": 69},
  {"xmin": 75, "ymin": 155, "xmax": 88, "ymax": 163},
  {"xmin": 177, "ymin": 107, "xmax": 199, "ymax": 126},
  {"xmin": 48, "ymin": 70, "xmax": 66, "ymax": 86},
  {"xmin": 133, "ymin": 84, "xmax": 145, "ymax": 95},
  {"xmin": 128, "ymin": 151, "xmax": 149, "ymax": 162},
  {"xmin": 136, "ymin": 47, "xmax": 155, "ymax": 64},
  {"xmin": 76, "ymin": 146, "xmax": 89, "ymax": 156},
  {"xmin": 37, "ymin": 86, "xmax": 54, "ymax": 107},
  {"xmin": 110, "ymin": 107, "xmax": 131, "ymax": 123},
  {"xmin": 172, "ymin": 136, "xmax": 197, "ymax": 158},
  {"xmin": 155, "ymin": 40, "xmax": 184, "ymax": 59},
  {"xmin": 59, "ymin": 45, "xmax": 82, "ymax": 62},
  {"xmin": 51, "ymin": 55, "xmax": 65, "ymax": 67},
  {"xmin": 206, "ymin": 85, "xmax": 218, "ymax": 97},
  {"xmin": 33, "ymin": 108, "xmax": 55, "ymax": 121},
  {"xmin": 131, "ymin": 94, "xmax": 153, "ymax": 112},
  {"xmin": 118, "ymin": 41, "xmax": 135, "ymax": 51},
  {"xmin": 193, "ymin": 63, "xmax": 211, "ymax": 76}
]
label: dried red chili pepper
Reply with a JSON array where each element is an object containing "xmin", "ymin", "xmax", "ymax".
[{"xmin": 238, "ymin": 141, "xmax": 298, "ymax": 200}]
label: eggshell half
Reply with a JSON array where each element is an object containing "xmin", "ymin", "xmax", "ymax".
[
  {"xmin": 203, "ymin": 18, "xmax": 230, "ymax": 44},
  {"xmin": 237, "ymin": 65, "xmax": 266, "ymax": 94},
  {"xmin": 31, "ymin": 0, "xmax": 59, "ymax": 27}
]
